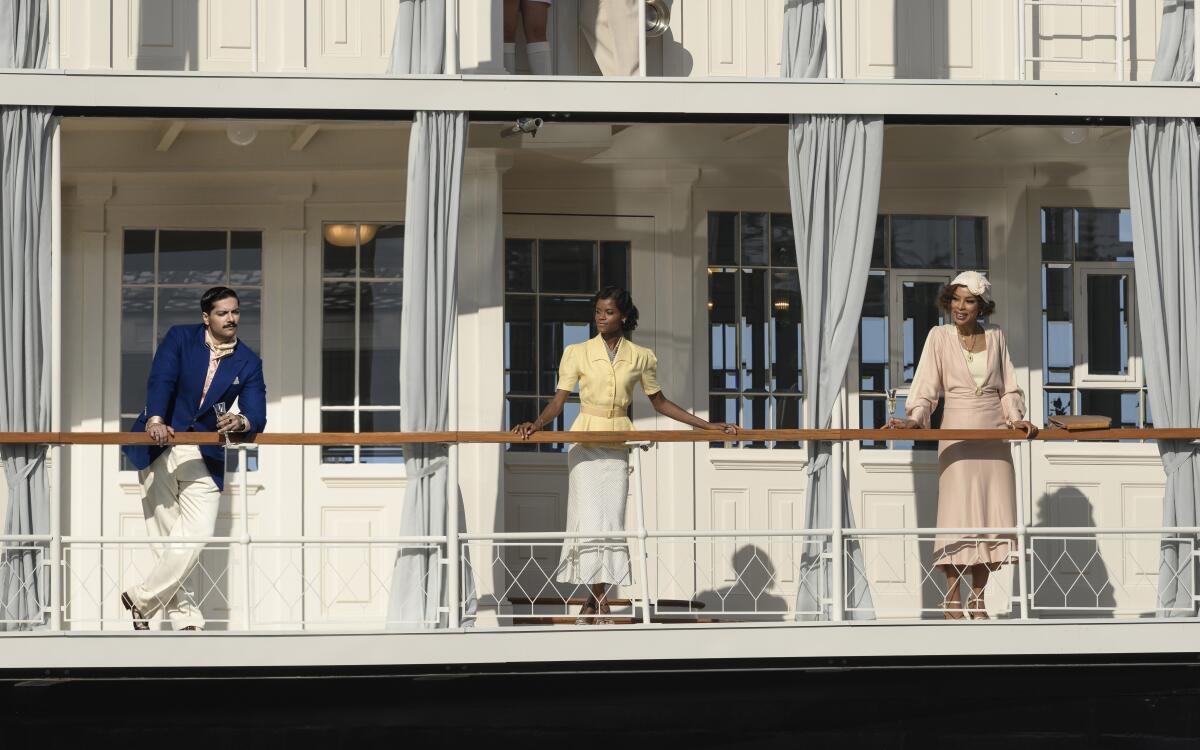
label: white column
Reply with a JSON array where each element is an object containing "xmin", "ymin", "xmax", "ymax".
[
  {"xmin": 48, "ymin": 124, "xmax": 63, "ymax": 631},
  {"xmin": 457, "ymin": 0, "xmax": 505, "ymax": 74},
  {"xmin": 456, "ymin": 150, "xmax": 512, "ymax": 626}
]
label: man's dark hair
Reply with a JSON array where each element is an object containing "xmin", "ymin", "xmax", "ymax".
[{"xmin": 201, "ymin": 286, "xmax": 240, "ymax": 314}]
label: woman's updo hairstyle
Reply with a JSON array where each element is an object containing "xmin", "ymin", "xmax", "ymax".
[
  {"xmin": 594, "ymin": 285, "xmax": 639, "ymax": 332},
  {"xmin": 938, "ymin": 284, "xmax": 996, "ymax": 317}
]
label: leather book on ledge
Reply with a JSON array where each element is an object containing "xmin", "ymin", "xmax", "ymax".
[{"xmin": 1048, "ymin": 415, "xmax": 1113, "ymax": 431}]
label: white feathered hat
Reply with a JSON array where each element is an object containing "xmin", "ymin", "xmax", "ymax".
[{"xmin": 949, "ymin": 270, "xmax": 992, "ymax": 303}]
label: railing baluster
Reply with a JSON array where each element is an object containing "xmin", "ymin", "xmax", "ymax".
[{"xmin": 239, "ymin": 444, "xmax": 251, "ymax": 631}]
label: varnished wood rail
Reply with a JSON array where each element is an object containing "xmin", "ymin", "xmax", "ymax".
[{"xmin": 2, "ymin": 428, "xmax": 1200, "ymax": 446}]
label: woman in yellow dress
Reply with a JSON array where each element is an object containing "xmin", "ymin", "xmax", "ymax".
[{"xmin": 513, "ymin": 286, "xmax": 738, "ymax": 624}]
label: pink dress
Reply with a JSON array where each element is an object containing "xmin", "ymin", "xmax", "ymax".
[{"xmin": 906, "ymin": 324, "xmax": 1026, "ymax": 567}]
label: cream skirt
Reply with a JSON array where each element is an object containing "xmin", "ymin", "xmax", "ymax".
[{"xmin": 556, "ymin": 445, "xmax": 632, "ymax": 586}]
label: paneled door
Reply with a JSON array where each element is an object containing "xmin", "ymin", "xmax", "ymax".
[{"xmin": 500, "ymin": 213, "xmax": 657, "ymax": 610}]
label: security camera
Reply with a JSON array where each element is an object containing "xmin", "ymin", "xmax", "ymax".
[{"xmin": 500, "ymin": 117, "xmax": 544, "ymax": 139}]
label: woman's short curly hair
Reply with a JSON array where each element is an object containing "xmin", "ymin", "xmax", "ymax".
[
  {"xmin": 594, "ymin": 285, "xmax": 639, "ymax": 332},
  {"xmin": 938, "ymin": 283, "xmax": 996, "ymax": 317}
]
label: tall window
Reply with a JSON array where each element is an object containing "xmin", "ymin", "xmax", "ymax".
[
  {"xmin": 320, "ymin": 223, "xmax": 404, "ymax": 463},
  {"xmin": 504, "ymin": 237, "xmax": 631, "ymax": 453},
  {"xmin": 120, "ymin": 229, "xmax": 263, "ymax": 470},
  {"xmin": 1041, "ymin": 207, "xmax": 1147, "ymax": 430},
  {"xmin": 706, "ymin": 212, "xmax": 802, "ymax": 449},
  {"xmin": 858, "ymin": 214, "xmax": 988, "ymax": 449}
]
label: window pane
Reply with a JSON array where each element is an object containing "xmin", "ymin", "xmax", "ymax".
[
  {"xmin": 773, "ymin": 396, "xmax": 801, "ymax": 449},
  {"xmin": 740, "ymin": 269, "xmax": 768, "ymax": 392},
  {"xmin": 540, "ymin": 240, "xmax": 596, "ymax": 293},
  {"xmin": 158, "ymin": 230, "xmax": 226, "ymax": 285},
  {"xmin": 157, "ymin": 287, "xmax": 200, "ymax": 342},
  {"xmin": 770, "ymin": 213, "xmax": 796, "ymax": 268},
  {"xmin": 956, "ymin": 217, "xmax": 987, "ymax": 270},
  {"xmin": 225, "ymin": 446, "xmax": 260, "ymax": 473},
  {"xmin": 771, "ymin": 269, "xmax": 802, "ymax": 393},
  {"xmin": 708, "ymin": 395, "xmax": 739, "ymax": 447},
  {"xmin": 1087, "ymin": 274, "xmax": 1129, "ymax": 376},
  {"xmin": 235, "ymin": 288, "xmax": 262, "ymax": 353},
  {"xmin": 320, "ymin": 411, "xmax": 355, "ymax": 464},
  {"xmin": 709, "ymin": 269, "xmax": 738, "ymax": 392},
  {"xmin": 741, "ymin": 395, "xmax": 768, "ymax": 448},
  {"xmin": 902, "ymin": 281, "xmax": 944, "ymax": 383},
  {"xmin": 360, "ymin": 411, "xmax": 403, "ymax": 463},
  {"xmin": 123, "ymin": 230, "xmax": 156, "ymax": 285},
  {"xmin": 871, "ymin": 217, "xmax": 886, "ymax": 269},
  {"xmin": 1041, "ymin": 208, "xmax": 1072, "ymax": 261},
  {"xmin": 741, "ymin": 212, "xmax": 768, "ymax": 266},
  {"xmin": 860, "ymin": 396, "xmax": 887, "ymax": 450},
  {"xmin": 708, "ymin": 212, "xmax": 737, "ymax": 265},
  {"xmin": 539, "ymin": 296, "xmax": 593, "ymax": 395},
  {"xmin": 121, "ymin": 287, "xmax": 155, "ymax": 415},
  {"xmin": 599, "ymin": 241, "xmax": 630, "ymax": 289},
  {"xmin": 230, "ymin": 231, "xmax": 262, "ymax": 286},
  {"xmin": 505, "ymin": 295, "xmax": 537, "ymax": 395},
  {"xmin": 1077, "ymin": 209, "xmax": 1133, "ymax": 262},
  {"xmin": 892, "ymin": 216, "xmax": 953, "ymax": 269},
  {"xmin": 359, "ymin": 281, "xmax": 402, "ymax": 406},
  {"xmin": 322, "ymin": 228, "xmax": 356, "ymax": 278},
  {"xmin": 1042, "ymin": 265, "xmax": 1073, "ymax": 385},
  {"xmin": 505, "ymin": 239, "xmax": 535, "ymax": 292},
  {"xmin": 860, "ymin": 272, "xmax": 888, "ymax": 393},
  {"xmin": 545, "ymin": 400, "xmax": 580, "ymax": 453},
  {"xmin": 1080, "ymin": 390, "xmax": 1139, "ymax": 429},
  {"xmin": 505, "ymin": 398, "xmax": 540, "ymax": 452},
  {"xmin": 321, "ymin": 282, "xmax": 356, "ymax": 406},
  {"xmin": 1045, "ymin": 390, "xmax": 1073, "ymax": 422},
  {"xmin": 362, "ymin": 224, "xmax": 404, "ymax": 279}
]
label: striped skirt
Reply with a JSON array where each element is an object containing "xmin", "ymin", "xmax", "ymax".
[{"xmin": 556, "ymin": 445, "xmax": 632, "ymax": 586}]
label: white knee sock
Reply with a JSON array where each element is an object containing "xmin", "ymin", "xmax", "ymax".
[
  {"xmin": 504, "ymin": 42, "xmax": 516, "ymax": 74},
  {"xmin": 526, "ymin": 41, "xmax": 552, "ymax": 75}
]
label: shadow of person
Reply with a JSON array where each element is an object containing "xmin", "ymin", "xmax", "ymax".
[
  {"xmin": 696, "ymin": 544, "xmax": 788, "ymax": 622},
  {"xmin": 1031, "ymin": 486, "xmax": 1117, "ymax": 618}
]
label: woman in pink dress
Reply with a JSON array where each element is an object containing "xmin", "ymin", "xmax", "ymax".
[{"xmin": 889, "ymin": 271, "xmax": 1039, "ymax": 619}]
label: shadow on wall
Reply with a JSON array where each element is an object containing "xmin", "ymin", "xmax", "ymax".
[
  {"xmin": 696, "ymin": 544, "xmax": 789, "ymax": 621},
  {"xmin": 1031, "ymin": 486, "xmax": 1117, "ymax": 617},
  {"xmin": 893, "ymin": 0, "xmax": 949, "ymax": 79},
  {"xmin": 135, "ymin": 0, "xmax": 199, "ymax": 71}
]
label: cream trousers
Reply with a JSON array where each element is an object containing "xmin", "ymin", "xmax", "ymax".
[
  {"xmin": 128, "ymin": 444, "xmax": 220, "ymax": 630},
  {"xmin": 579, "ymin": 0, "xmax": 640, "ymax": 76}
]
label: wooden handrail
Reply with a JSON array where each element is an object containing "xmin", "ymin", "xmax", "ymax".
[{"xmin": 0, "ymin": 428, "xmax": 1198, "ymax": 445}]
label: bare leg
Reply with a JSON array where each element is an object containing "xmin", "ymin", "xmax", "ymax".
[
  {"xmin": 520, "ymin": 0, "xmax": 549, "ymax": 42},
  {"xmin": 502, "ymin": 0, "xmax": 520, "ymax": 41},
  {"xmin": 940, "ymin": 564, "xmax": 965, "ymax": 620},
  {"xmin": 967, "ymin": 564, "xmax": 990, "ymax": 619}
]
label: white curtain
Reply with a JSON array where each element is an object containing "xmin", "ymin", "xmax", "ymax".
[
  {"xmin": 385, "ymin": 0, "xmax": 477, "ymax": 628},
  {"xmin": 1128, "ymin": 0, "xmax": 1200, "ymax": 616},
  {"xmin": 0, "ymin": 0, "xmax": 55, "ymax": 630},
  {"xmin": 784, "ymin": 0, "xmax": 882, "ymax": 620}
]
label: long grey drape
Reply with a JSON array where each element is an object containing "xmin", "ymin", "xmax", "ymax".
[
  {"xmin": 784, "ymin": 0, "xmax": 882, "ymax": 620},
  {"xmin": 1128, "ymin": 0, "xmax": 1199, "ymax": 616},
  {"xmin": 0, "ymin": 0, "xmax": 54, "ymax": 630},
  {"xmin": 385, "ymin": 0, "xmax": 476, "ymax": 628}
]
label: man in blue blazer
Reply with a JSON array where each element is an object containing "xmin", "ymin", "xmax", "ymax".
[{"xmin": 120, "ymin": 286, "xmax": 267, "ymax": 631}]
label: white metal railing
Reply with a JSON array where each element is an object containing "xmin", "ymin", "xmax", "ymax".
[{"xmin": 2, "ymin": 438, "xmax": 1198, "ymax": 631}]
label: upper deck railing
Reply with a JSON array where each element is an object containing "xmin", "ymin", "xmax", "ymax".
[
  {"xmin": 41, "ymin": 0, "xmax": 1195, "ymax": 85},
  {"xmin": 1, "ymin": 427, "xmax": 1198, "ymax": 632}
]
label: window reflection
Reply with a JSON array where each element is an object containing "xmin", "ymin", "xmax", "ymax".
[{"xmin": 902, "ymin": 281, "xmax": 944, "ymax": 384}]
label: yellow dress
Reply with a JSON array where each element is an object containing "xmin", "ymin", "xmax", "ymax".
[{"xmin": 554, "ymin": 335, "xmax": 661, "ymax": 585}]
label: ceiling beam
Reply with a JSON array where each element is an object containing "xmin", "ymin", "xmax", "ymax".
[
  {"xmin": 290, "ymin": 123, "xmax": 320, "ymax": 151},
  {"xmin": 154, "ymin": 120, "xmax": 186, "ymax": 152}
]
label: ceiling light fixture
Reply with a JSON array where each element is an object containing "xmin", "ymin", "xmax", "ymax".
[
  {"xmin": 323, "ymin": 223, "xmax": 379, "ymax": 248},
  {"xmin": 1059, "ymin": 127, "xmax": 1087, "ymax": 145},
  {"xmin": 226, "ymin": 122, "xmax": 258, "ymax": 146}
]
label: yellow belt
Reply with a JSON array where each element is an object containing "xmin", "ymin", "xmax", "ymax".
[{"xmin": 580, "ymin": 404, "xmax": 628, "ymax": 419}]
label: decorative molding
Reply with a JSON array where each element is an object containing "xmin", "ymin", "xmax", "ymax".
[
  {"xmin": 505, "ymin": 454, "xmax": 568, "ymax": 476},
  {"xmin": 1042, "ymin": 449, "xmax": 1164, "ymax": 467},
  {"xmin": 709, "ymin": 451, "xmax": 808, "ymax": 472},
  {"xmin": 859, "ymin": 455, "xmax": 939, "ymax": 474},
  {"xmin": 320, "ymin": 476, "xmax": 407, "ymax": 489},
  {"xmin": 120, "ymin": 481, "xmax": 266, "ymax": 497}
]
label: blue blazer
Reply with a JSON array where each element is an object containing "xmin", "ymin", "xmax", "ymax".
[{"xmin": 122, "ymin": 324, "xmax": 267, "ymax": 491}]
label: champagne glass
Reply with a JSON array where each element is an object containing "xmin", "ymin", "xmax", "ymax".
[{"xmin": 213, "ymin": 401, "xmax": 230, "ymax": 447}]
